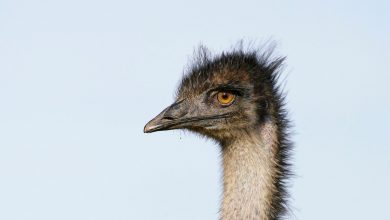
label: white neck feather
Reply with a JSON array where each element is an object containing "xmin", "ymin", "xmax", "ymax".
[{"xmin": 220, "ymin": 121, "xmax": 279, "ymax": 220}]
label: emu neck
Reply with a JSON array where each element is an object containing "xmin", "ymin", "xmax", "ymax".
[{"xmin": 220, "ymin": 121, "xmax": 279, "ymax": 220}]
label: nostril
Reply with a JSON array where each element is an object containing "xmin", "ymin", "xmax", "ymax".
[{"xmin": 162, "ymin": 116, "xmax": 175, "ymax": 120}]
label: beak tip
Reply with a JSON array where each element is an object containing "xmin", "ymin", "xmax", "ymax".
[
  {"xmin": 143, "ymin": 123, "xmax": 153, "ymax": 133},
  {"xmin": 144, "ymin": 121, "xmax": 161, "ymax": 133},
  {"xmin": 144, "ymin": 100, "xmax": 186, "ymax": 134}
]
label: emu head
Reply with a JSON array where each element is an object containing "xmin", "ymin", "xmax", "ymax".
[{"xmin": 144, "ymin": 48, "xmax": 284, "ymax": 143}]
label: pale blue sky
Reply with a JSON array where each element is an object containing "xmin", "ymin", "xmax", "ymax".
[{"xmin": 0, "ymin": 1, "xmax": 389, "ymax": 219}]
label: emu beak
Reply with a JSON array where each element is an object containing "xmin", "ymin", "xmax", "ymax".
[{"xmin": 144, "ymin": 100, "xmax": 188, "ymax": 133}]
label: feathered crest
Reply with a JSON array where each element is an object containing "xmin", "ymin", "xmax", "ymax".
[{"xmin": 176, "ymin": 40, "xmax": 287, "ymax": 100}]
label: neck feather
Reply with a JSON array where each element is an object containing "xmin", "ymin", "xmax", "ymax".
[{"xmin": 220, "ymin": 120, "xmax": 284, "ymax": 220}]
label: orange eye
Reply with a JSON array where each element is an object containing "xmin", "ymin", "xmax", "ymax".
[{"xmin": 217, "ymin": 92, "xmax": 235, "ymax": 106}]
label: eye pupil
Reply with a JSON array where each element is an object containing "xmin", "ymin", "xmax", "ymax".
[{"xmin": 222, "ymin": 93, "xmax": 229, "ymax": 99}]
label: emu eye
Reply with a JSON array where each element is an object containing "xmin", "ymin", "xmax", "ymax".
[{"xmin": 217, "ymin": 92, "xmax": 235, "ymax": 106}]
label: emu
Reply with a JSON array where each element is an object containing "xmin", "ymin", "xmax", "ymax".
[{"xmin": 144, "ymin": 45, "xmax": 292, "ymax": 220}]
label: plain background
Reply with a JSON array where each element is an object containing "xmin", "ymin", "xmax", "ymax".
[{"xmin": 0, "ymin": 0, "xmax": 389, "ymax": 219}]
